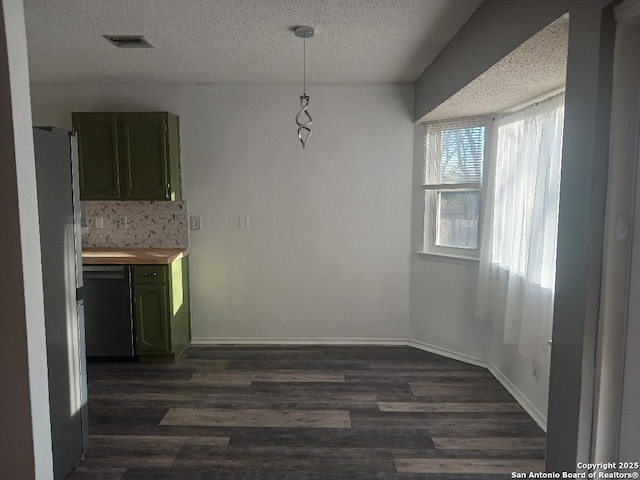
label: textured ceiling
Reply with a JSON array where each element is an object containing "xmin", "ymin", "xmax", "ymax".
[
  {"xmin": 420, "ymin": 15, "xmax": 569, "ymax": 122},
  {"xmin": 24, "ymin": 0, "xmax": 483, "ymax": 84}
]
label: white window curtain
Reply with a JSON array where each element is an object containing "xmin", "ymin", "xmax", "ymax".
[{"xmin": 476, "ymin": 93, "xmax": 565, "ymax": 366}]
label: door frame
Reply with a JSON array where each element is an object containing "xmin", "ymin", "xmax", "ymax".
[
  {"xmin": 619, "ymin": 90, "xmax": 640, "ymax": 460},
  {"xmin": 591, "ymin": 0, "xmax": 640, "ymax": 463}
]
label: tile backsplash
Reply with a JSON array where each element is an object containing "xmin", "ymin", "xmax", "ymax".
[{"xmin": 82, "ymin": 201, "xmax": 189, "ymax": 249}]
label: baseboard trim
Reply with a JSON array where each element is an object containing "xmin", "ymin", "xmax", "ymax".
[
  {"xmin": 407, "ymin": 339, "xmax": 490, "ymax": 369},
  {"xmin": 191, "ymin": 337, "xmax": 409, "ymax": 346},
  {"xmin": 488, "ymin": 365, "xmax": 547, "ymax": 432}
]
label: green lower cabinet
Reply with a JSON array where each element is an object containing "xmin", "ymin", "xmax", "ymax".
[{"xmin": 132, "ymin": 258, "xmax": 191, "ymax": 361}]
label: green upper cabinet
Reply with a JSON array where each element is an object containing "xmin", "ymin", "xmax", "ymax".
[
  {"xmin": 72, "ymin": 112, "xmax": 182, "ymax": 201},
  {"xmin": 121, "ymin": 113, "xmax": 169, "ymax": 200},
  {"xmin": 73, "ymin": 113, "xmax": 120, "ymax": 200}
]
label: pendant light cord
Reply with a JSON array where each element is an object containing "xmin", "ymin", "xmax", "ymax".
[{"xmin": 303, "ymin": 37, "xmax": 306, "ymax": 95}]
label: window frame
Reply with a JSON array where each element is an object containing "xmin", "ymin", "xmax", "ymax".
[{"xmin": 421, "ymin": 116, "xmax": 492, "ymax": 262}]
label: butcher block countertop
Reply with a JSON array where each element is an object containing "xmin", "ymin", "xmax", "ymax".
[{"xmin": 82, "ymin": 247, "xmax": 189, "ymax": 265}]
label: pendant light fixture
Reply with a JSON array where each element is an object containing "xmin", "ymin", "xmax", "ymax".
[{"xmin": 294, "ymin": 25, "xmax": 314, "ymax": 149}]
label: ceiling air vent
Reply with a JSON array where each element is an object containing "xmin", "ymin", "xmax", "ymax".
[{"xmin": 103, "ymin": 35, "xmax": 153, "ymax": 48}]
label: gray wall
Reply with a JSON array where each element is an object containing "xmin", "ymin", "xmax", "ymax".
[
  {"xmin": 611, "ymin": 3, "xmax": 640, "ymax": 459},
  {"xmin": 0, "ymin": 0, "xmax": 54, "ymax": 477},
  {"xmin": 413, "ymin": 0, "xmax": 569, "ymax": 122},
  {"xmin": 547, "ymin": 0, "xmax": 616, "ymax": 471}
]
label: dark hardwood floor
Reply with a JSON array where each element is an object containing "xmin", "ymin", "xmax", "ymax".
[{"xmin": 67, "ymin": 346, "xmax": 546, "ymax": 479}]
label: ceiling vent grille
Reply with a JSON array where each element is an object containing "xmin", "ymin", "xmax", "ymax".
[{"xmin": 103, "ymin": 35, "xmax": 153, "ymax": 48}]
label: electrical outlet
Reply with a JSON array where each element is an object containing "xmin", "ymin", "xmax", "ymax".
[
  {"xmin": 189, "ymin": 215, "xmax": 202, "ymax": 230},
  {"xmin": 118, "ymin": 215, "xmax": 128, "ymax": 229},
  {"xmin": 532, "ymin": 361, "xmax": 541, "ymax": 382},
  {"xmin": 95, "ymin": 216, "xmax": 104, "ymax": 229}
]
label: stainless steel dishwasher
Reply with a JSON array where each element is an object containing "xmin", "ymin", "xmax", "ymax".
[{"xmin": 83, "ymin": 265, "xmax": 135, "ymax": 358}]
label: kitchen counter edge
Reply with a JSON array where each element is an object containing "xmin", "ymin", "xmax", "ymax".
[{"xmin": 82, "ymin": 247, "xmax": 190, "ymax": 265}]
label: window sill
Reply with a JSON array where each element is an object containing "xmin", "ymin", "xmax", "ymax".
[{"xmin": 416, "ymin": 251, "xmax": 480, "ymax": 267}]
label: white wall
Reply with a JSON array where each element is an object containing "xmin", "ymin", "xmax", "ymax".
[
  {"xmin": 490, "ymin": 333, "xmax": 550, "ymax": 425},
  {"xmin": 410, "ymin": 260, "xmax": 491, "ymax": 361},
  {"xmin": 408, "ymin": 126, "xmax": 492, "ymax": 364},
  {"xmin": 30, "ymin": 82, "xmax": 414, "ymax": 343},
  {"xmin": 0, "ymin": 0, "xmax": 53, "ymax": 477}
]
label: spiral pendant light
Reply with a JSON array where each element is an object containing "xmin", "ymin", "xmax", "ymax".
[{"xmin": 294, "ymin": 26, "xmax": 314, "ymax": 149}]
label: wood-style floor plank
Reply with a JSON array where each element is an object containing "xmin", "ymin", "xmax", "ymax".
[
  {"xmin": 189, "ymin": 370, "xmax": 346, "ymax": 386},
  {"xmin": 66, "ymin": 346, "xmax": 545, "ymax": 479},
  {"xmin": 433, "ymin": 437, "xmax": 546, "ymax": 450},
  {"xmin": 65, "ymin": 467, "xmax": 126, "ymax": 480},
  {"xmin": 378, "ymin": 402, "xmax": 525, "ymax": 412},
  {"xmin": 172, "ymin": 445, "xmax": 397, "ymax": 472},
  {"xmin": 160, "ymin": 407, "xmax": 351, "ymax": 428},
  {"xmin": 395, "ymin": 457, "xmax": 544, "ymax": 474},
  {"xmin": 90, "ymin": 434, "xmax": 230, "ymax": 447}
]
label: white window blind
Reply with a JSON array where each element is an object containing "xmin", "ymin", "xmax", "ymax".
[{"xmin": 424, "ymin": 120, "xmax": 485, "ymax": 190}]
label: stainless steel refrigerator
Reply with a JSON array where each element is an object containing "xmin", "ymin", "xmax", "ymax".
[{"xmin": 33, "ymin": 127, "xmax": 88, "ymax": 479}]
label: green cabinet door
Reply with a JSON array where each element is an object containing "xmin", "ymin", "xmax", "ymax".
[
  {"xmin": 134, "ymin": 284, "xmax": 171, "ymax": 355},
  {"xmin": 72, "ymin": 113, "xmax": 120, "ymax": 200},
  {"xmin": 120, "ymin": 113, "xmax": 170, "ymax": 200}
]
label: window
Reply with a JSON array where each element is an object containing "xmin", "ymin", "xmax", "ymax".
[{"xmin": 422, "ymin": 119, "xmax": 486, "ymax": 258}]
